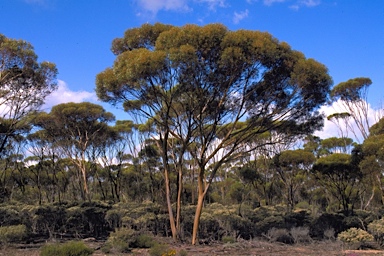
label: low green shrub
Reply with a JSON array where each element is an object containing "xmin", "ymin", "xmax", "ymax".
[
  {"xmin": 337, "ymin": 227, "xmax": 374, "ymax": 248},
  {"xmin": 40, "ymin": 241, "xmax": 93, "ymax": 256},
  {"xmin": 148, "ymin": 243, "xmax": 172, "ymax": 256},
  {"xmin": 368, "ymin": 218, "xmax": 384, "ymax": 245},
  {"xmin": 263, "ymin": 228, "xmax": 293, "ymax": 244},
  {"xmin": 178, "ymin": 249, "xmax": 188, "ymax": 256},
  {"xmin": 104, "ymin": 227, "xmax": 136, "ymax": 253},
  {"xmin": 0, "ymin": 224, "xmax": 27, "ymax": 244},
  {"xmin": 132, "ymin": 233, "xmax": 156, "ymax": 248},
  {"xmin": 221, "ymin": 235, "xmax": 236, "ymax": 243}
]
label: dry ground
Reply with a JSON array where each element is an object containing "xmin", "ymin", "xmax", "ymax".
[{"xmin": 2, "ymin": 239, "xmax": 384, "ymax": 256}]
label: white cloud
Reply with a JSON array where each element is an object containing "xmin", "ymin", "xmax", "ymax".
[
  {"xmin": 233, "ymin": 9, "xmax": 249, "ymax": 24},
  {"xmin": 314, "ymin": 100, "xmax": 382, "ymax": 143},
  {"xmin": 136, "ymin": 0, "xmax": 191, "ymax": 14},
  {"xmin": 300, "ymin": 0, "xmax": 321, "ymax": 7},
  {"xmin": 42, "ymin": 80, "xmax": 97, "ymax": 110},
  {"xmin": 290, "ymin": 0, "xmax": 320, "ymax": 10},
  {"xmin": 263, "ymin": 0, "xmax": 287, "ymax": 6},
  {"xmin": 196, "ymin": 0, "xmax": 228, "ymax": 10}
]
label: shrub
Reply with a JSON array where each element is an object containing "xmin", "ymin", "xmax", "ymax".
[
  {"xmin": 368, "ymin": 218, "xmax": 384, "ymax": 245},
  {"xmin": 323, "ymin": 228, "xmax": 335, "ymax": 240},
  {"xmin": 148, "ymin": 243, "xmax": 173, "ymax": 256},
  {"xmin": 290, "ymin": 226, "xmax": 311, "ymax": 244},
  {"xmin": 263, "ymin": 228, "xmax": 293, "ymax": 244},
  {"xmin": 40, "ymin": 241, "xmax": 93, "ymax": 256},
  {"xmin": 337, "ymin": 227, "xmax": 374, "ymax": 249},
  {"xmin": 178, "ymin": 249, "xmax": 188, "ymax": 256},
  {"xmin": 0, "ymin": 224, "xmax": 28, "ymax": 244},
  {"xmin": 310, "ymin": 213, "xmax": 345, "ymax": 239},
  {"xmin": 221, "ymin": 235, "xmax": 236, "ymax": 243},
  {"xmin": 132, "ymin": 233, "xmax": 156, "ymax": 248},
  {"xmin": 0, "ymin": 207, "xmax": 21, "ymax": 226},
  {"xmin": 104, "ymin": 227, "xmax": 136, "ymax": 253},
  {"xmin": 256, "ymin": 215, "xmax": 285, "ymax": 236}
]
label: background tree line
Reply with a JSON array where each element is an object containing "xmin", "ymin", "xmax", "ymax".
[{"xmin": 1, "ymin": 24, "xmax": 384, "ymax": 247}]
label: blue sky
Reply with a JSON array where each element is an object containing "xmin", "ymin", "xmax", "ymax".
[{"xmin": 1, "ymin": 0, "xmax": 383, "ymax": 138}]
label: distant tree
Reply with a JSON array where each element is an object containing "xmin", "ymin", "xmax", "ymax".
[
  {"xmin": 330, "ymin": 77, "xmax": 372, "ymax": 142},
  {"xmin": 360, "ymin": 117, "xmax": 384, "ymax": 208},
  {"xmin": 33, "ymin": 102, "xmax": 115, "ymax": 201},
  {"xmin": 0, "ymin": 34, "xmax": 58, "ymax": 157},
  {"xmin": 312, "ymin": 152, "xmax": 362, "ymax": 215},
  {"xmin": 96, "ymin": 23, "xmax": 332, "ymax": 244},
  {"xmin": 274, "ymin": 149, "xmax": 316, "ymax": 212},
  {"xmin": 320, "ymin": 136, "xmax": 354, "ymax": 154}
]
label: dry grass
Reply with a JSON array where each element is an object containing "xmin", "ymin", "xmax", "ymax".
[{"xmin": 2, "ymin": 239, "xmax": 384, "ymax": 256}]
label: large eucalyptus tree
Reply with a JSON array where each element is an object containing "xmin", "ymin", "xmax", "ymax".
[
  {"xmin": 96, "ymin": 23, "xmax": 332, "ymax": 244},
  {"xmin": 0, "ymin": 34, "xmax": 57, "ymax": 157}
]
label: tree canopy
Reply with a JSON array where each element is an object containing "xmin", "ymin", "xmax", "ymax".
[
  {"xmin": 96, "ymin": 23, "xmax": 332, "ymax": 244},
  {"xmin": 0, "ymin": 34, "xmax": 58, "ymax": 157}
]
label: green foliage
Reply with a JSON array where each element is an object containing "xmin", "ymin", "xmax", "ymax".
[
  {"xmin": 104, "ymin": 227, "xmax": 136, "ymax": 253},
  {"xmin": 309, "ymin": 213, "xmax": 346, "ymax": 239},
  {"xmin": 178, "ymin": 249, "xmax": 188, "ymax": 256},
  {"xmin": 0, "ymin": 206, "xmax": 22, "ymax": 226},
  {"xmin": 132, "ymin": 233, "xmax": 156, "ymax": 248},
  {"xmin": 148, "ymin": 243, "xmax": 171, "ymax": 256},
  {"xmin": 368, "ymin": 217, "xmax": 384, "ymax": 245},
  {"xmin": 337, "ymin": 227, "xmax": 374, "ymax": 244},
  {"xmin": 221, "ymin": 235, "xmax": 236, "ymax": 243},
  {"xmin": 40, "ymin": 241, "xmax": 93, "ymax": 256},
  {"xmin": 263, "ymin": 228, "xmax": 293, "ymax": 244},
  {"xmin": 0, "ymin": 224, "xmax": 27, "ymax": 244}
]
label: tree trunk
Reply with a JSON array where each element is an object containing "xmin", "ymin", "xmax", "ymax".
[
  {"xmin": 164, "ymin": 167, "xmax": 177, "ymax": 240},
  {"xmin": 176, "ymin": 168, "xmax": 183, "ymax": 238},
  {"xmin": 192, "ymin": 172, "xmax": 205, "ymax": 245}
]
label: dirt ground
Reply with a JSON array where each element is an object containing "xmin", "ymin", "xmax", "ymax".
[{"xmin": 2, "ymin": 239, "xmax": 384, "ymax": 256}]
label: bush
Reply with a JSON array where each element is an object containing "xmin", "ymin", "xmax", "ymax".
[
  {"xmin": 148, "ymin": 243, "xmax": 174, "ymax": 256},
  {"xmin": 132, "ymin": 233, "xmax": 156, "ymax": 248},
  {"xmin": 368, "ymin": 217, "xmax": 384, "ymax": 245},
  {"xmin": 310, "ymin": 213, "xmax": 345, "ymax": 239},
  {"xmin": 0, "ymin": 224, "xmax": 28, "ymax": 244},
  {"xmin": 104, "ymin": 227, "xmax": 136, "ymax": 253},
  {"xmin": 40, "ymin": 241, "xmax": 93, "ymax": 256},
  {"xmin": 290, "ymin": 226, "xmax": 311, "ymax": 244},
  {"xmin": 0, "ymin": 207, "xmax": 21, "ymax": 226},
  {"xmin": 221, "ymin": 235, "xmax": 236, "ymax": 243},
  {"xmin": 337, "ymin": 227, "xmax": 374, "ymax": 249},
  {"xmin": 263, "ymin": 228, "xmax": 293, "ymax": 244}
]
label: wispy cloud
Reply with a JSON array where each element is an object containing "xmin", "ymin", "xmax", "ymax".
[
  {"xmin": 136, "ymin": 0, "xmax": 191, "ymax": 15},
  {"xmin": 233, "ymin": 9, "xmax": 249, "ymax": 24},
  {"xmin": 263, "ymin": 0, "xmax": 287, "ymax": 6},
  {"xmin": 300, "ymin": 0, "xmax": 321, "ymax": 7},
  {"xmin": 290, "ymin": 0, "xmax": 321, "ymax": 10},
  {"xmin": 196, "ymin": 0, "xmax": 228, "ymax": 10},
  {"xmin": 43, "ymin": 80, "xmax": 97, "ymax": 110}
]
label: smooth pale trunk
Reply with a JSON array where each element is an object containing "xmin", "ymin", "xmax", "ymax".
[{"xmin": 164, "ymin": 167, "xmax": 177, "ymax": 240}]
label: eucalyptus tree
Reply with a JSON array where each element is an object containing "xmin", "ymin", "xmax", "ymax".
[
  {"xmin": 274, "ymin": 149, "xmax": 316, "ymax": 212},
  {"xmin": 320, "ymin": 136, "xmax": 354, "ymax": 154},
  {"xmin": 330, "ymin": 77, "xmax": 372, "ymax": 142},
  {"xmin": 312, "ymin": 152, "xmax": 362, "ymax": 215},
  {"xmin": 94, "ymin": 120, "xmax": 136, "ymax": 202},
  {"xmin": 360, "ymin": 117, "xmax": 384, "ymax": 208},
  {"xmin": 0, "ymin": 34, "xmax": 57, "ymax": 157},
  {"xmin": 33, "ymin": 102, "xmax": 115, "ymax": 201},
  {"xmin": 96, "ymin": 23, "xmax": 332, "ymax": 243}
]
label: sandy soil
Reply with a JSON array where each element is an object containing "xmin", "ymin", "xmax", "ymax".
[{"xmin": 2, "ymin": 239, "xmax": 384, "ymax": 256}]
